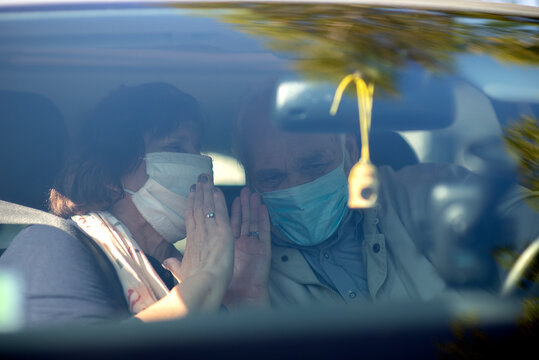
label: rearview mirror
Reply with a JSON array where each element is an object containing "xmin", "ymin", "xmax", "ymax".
[{"xmin": 270, "ymin": 68, "xmax": 456, "ymax": 133}]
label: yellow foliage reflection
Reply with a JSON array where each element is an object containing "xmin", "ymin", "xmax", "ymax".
[{"xmin": 178, "ymin": 3, "xmax": 538, "ymax": 94}]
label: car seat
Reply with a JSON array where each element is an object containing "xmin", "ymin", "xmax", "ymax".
[
  {"xmin": 369, "ymin": 131, "xmax": 419, "ymax": 170},
  {"xmin": 0, "ymin": 90, "xmax": 67, "ymax": 211}
]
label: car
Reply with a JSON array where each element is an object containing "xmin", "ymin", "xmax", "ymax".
[{"xmin": 0, "ymin": 0, "xmax": 538, "ymax": 358}]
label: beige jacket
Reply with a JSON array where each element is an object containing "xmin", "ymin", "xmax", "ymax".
[{"xmin": 268, "ymin": 164, "xmax": 539, "ymax": 307}]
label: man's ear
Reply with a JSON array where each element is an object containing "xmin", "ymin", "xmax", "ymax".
[
  {"xmin": 343, "ymin": 133, "xmax": 359, "ymax": 175},
  {"xmin": 344, "ymin": 133, "xmax": 359, "ymax": 163}
]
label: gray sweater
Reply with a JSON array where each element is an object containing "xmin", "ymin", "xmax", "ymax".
[{"xmin": 0, "ymin": 224, "xmax": 130, "ymax": 327}]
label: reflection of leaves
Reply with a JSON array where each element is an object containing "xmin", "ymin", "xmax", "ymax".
[
  {"xmin": 494, "ymin": 247, "xmax": 520, "ymax": 272},
  {"xmin": 494, "ymin": 247, "xmax": 539, "ymax": 288},
  {"xmin": 465, "ymin": 19, "xmax": 539, "ymax": 66},
  {"xmin": 438, "ymin": 318, "xmax": 537, "ymax": 359},
  {"xmin": 438, "ymin": 275, "xmax": 538, "ymax": 358},
  {"xmin": 178, "ymin": 3, "xmax": 538, "ymax": 93},
  {"xmin": 503, "ymin": 115, "xmax": 539, "ymax": 209},
  {"xmin": 521, "ymin": 297, "xmax": 539, "ymax": 334},
  {"xmin": 439, "ymin": 246, "xmax": 538, "ymax": 358},
  {"xmin": 194, "ymin": 5, "xmax": 462, "ymax": 92}
]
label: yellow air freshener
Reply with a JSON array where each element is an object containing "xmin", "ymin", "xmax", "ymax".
[{"xmin": 330, "ymin": 72, "xmax": 378, "ymax": 208}]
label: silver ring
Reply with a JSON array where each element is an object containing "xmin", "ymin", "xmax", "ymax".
[
  {"xmin": 248, "ymin": 231, "xmax": 259, "ymax": 237},
  {"xmin": 205, "ymin": 212, "xmax": 215, "ymax": 219}
]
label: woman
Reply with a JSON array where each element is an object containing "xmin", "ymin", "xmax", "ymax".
[{"xmin": 0, "ymin": 82, "xmax": 271, "ymax": 326}]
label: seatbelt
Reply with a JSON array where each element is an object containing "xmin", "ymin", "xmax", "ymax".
[
  {"xmin": 0, "ymin": 200, "xmax": 79, "ymax": 238},
  {"xmin": 0, "ymin": 200, "xmax": 128, "ymax": 313}
]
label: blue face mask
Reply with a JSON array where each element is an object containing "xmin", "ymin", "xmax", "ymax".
[{"xmin": 260, "ymin": 164, "xmax": 349, "ymax": 247}]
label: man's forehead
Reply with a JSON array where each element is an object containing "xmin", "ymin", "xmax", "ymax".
[{"xmin": 247, "ymin": 129, "xmax": 340, "ymax": 169}]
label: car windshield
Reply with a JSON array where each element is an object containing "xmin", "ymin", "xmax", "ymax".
[{"xmin": 0, "ymin": 1, "xmax": 538, "ymax": 357}]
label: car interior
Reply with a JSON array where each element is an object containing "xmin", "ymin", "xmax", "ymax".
[
  {"xmin": 0, "ymin": 2, "xmax": 537, "ymax": 357},
  {"xmin": 0, "ymin": 7, "xmax": 460, "ymax": 254}
]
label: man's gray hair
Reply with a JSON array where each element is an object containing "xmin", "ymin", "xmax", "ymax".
[
  {"xmin": 233, "ymin": 84, "xmax": 275, "ymax": 170},
  {"xmin": 233, "ymin": 83, "xmax": 357, "ymax": 184}
]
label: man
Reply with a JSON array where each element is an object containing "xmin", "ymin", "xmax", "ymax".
[{"xmin": 233, "ymin": 91, "xmax": 539, "ymax": 307}]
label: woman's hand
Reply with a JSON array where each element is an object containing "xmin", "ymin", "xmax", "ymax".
[
  {"xmin": 135, "ymin": 174, "xmax": 234, "ymax": 322},
  {"xmin": 223, "ymin": 187, "xmax": 271, "ymax": 308},
  {"xmin": 177, "ymin": 174, "xmax": 234, "ymax": 310}
]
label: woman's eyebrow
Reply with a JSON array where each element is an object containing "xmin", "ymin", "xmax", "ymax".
[
  {"xmin": 165, "ymin": 134, "xmax": 188, "ymax": 143},
  {"xmin": 162, "ymin": 135, "xmax": 196, "ymax": 148}
]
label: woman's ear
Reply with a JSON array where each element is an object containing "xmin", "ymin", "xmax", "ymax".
[{"xmin": 122, "ymin": 159, "xmax": 149, "ymax": 193}]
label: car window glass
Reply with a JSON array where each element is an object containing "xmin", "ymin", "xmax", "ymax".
[{"xmin": 0, "ymin": 3, "xmax": 537, "ymax": 343}]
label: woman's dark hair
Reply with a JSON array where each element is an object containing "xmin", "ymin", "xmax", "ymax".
[{"xmin": 50, "ymin": 82, "xmax": 203, "ymax": 217}]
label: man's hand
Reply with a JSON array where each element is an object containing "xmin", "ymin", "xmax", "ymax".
[{"xmin": 224, "ymin": 187, "xmax": 271, "ymax": 308}]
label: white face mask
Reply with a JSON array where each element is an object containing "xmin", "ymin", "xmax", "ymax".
[{"xmin": 124, "ymin": 152, "xmax": 213, "ymax": 243}]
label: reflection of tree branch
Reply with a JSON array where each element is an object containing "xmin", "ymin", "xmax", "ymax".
[{"xmin": 178, "ymin": 3, "xmax": 538, "ymax": 93}]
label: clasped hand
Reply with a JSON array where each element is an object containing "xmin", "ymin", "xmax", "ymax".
[{"xmin": 163, "ymin": 175, "xmax": 271, "ymax": 312}]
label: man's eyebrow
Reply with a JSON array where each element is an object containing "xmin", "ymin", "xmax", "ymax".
[
  {"xmin": 296, "ymin": 151, "xmax": 326, "ymax": 166},
  {"xmin": 254, "ymin": 168, "xmax": 284, "ymax": 178}
]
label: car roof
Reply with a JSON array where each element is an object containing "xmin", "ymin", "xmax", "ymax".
[{"xmin": 0, "ymin": 0, "xmax": 538, "ymax": 18}]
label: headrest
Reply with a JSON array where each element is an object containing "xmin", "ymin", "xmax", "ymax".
[{"xmin": 0, "ymin": 91, "xmax": 67, "ymax": 210}]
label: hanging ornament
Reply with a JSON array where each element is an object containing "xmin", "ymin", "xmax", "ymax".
[{"xmin": 330, "ymin": 72, "xmax": 378, "ymax": 208}]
